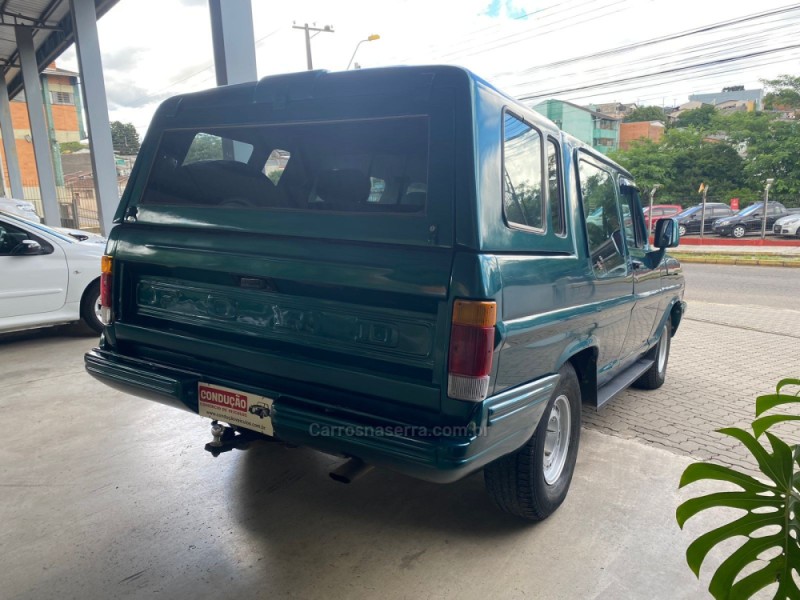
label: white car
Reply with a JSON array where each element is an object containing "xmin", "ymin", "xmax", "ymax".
[
  {"xmin": 0, "ymin": 197, "xmax": 41, "ymax": 222},
  {"xmin": 0, "ymin": 212, "xmax": 105, "ymax": 334},
  {"xmin": 772, "ymin": 213, "xmax": 800, "ymax": 238}
]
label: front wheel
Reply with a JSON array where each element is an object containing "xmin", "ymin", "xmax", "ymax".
[
  {"xmin": 732, "ymin": 225, "xmax": 746, "ymax": 239},
  {"xmin": 678, "ymin": 224, "xmax": 687, "ymax": 237},
  {"xmin": 633, "ymin": 322, "xmax": 671, "ymax": 390},
  {"xmin": 484, "ymin": 363, "xmax": 581, "ymax": 521},
  {"xmin": 80, "ymin": 280, "xmax": 103, "ymax": 334}
]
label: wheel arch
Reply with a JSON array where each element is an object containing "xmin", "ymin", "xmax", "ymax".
[
  {"xmin": 558, "ymin": 343, "xmax": 598, "ymax": 407},
  {"xmin": 80, "ymin": 275, "xmax": 101, "ymax": 305}
]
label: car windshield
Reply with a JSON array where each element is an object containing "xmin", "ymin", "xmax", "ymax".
[
  {"xmin": 1, "ymin": 213, "xmax": 75, "ymax": 243},
  {"xmin": 737, "ymin": 204, "xmax": 761, "ymax": 217},
  {"xmin": 677, "ymin": 206, "xmax": 700, "ymax": 217}
]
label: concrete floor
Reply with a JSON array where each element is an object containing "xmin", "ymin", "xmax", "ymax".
[{"xmin": 1, "ymin": 329, "xmax": 724, "ymax": 600}]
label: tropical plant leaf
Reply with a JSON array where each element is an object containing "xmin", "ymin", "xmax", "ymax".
[
  {"xmin": 679, "ymin": 462, "xmax": 774, "ymax": 493},
  {"xmin": 753, "ymin": 415, "xmax": 800, "ymax": 438},
  {"xmin": 755, "ymin": 379, "xmax": 800, "ymax": 418},
  {"xmin": 676, "ymin": 424, "xmax": 800, "ymax": 599},
  {"xmin": 718, "ymin": 428, "xmax": 791, "ymax": 488}
]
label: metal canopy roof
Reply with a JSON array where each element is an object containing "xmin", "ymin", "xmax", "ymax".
[{"xmin": 0, "ymin": 0, "xmax": 118, "ymax": 98}]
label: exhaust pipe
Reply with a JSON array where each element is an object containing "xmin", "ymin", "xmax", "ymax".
[{"xmin": 329, "ymin": 458, "xmax": 374, "ymax": 484}]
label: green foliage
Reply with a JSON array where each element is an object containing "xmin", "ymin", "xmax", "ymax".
[
  {"xmin": 110, "ymin": 121, "xmax": 140, "ymax": 155},
  {"xmin": 609, "ymin": 127, "xmax": 748, "ymax": 200},
  {"xmin": 676, "ymin": 379, "xmax": 800, "ymax": 599},
  {"xmin": 763, "ymin": 75, "xmax": 800, "ymax": 110},
  {"xmin": 183, "ymin": 133, "xmax": 222, "ymax": 163},
  {"xmin": 674, "ymin": 105, "xmax": 717, "ymax": 130},
  {"xmin": 59, "ymin": 141, "xmax": 84, "ymax": 154},
  {"xmin": 623, "ymin": 105, "xmax": 667, "ymax": 123},
  {"xmin": 612, "ymin": 103, "xmax": 800, "ymax": 201}
]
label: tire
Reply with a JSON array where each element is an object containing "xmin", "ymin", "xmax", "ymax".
[
  {"xmin": 80, "ymin": 280, "xmax": 103, "ymax": 334},
  {"xmin": 732, "ymin": 225, "xmax": 746, "ymax": 239},
  {"xmin": 678, "ymin": 225, "xmax": 686, "ymax": 237},
  {"xmin": 633, "ymin": 322, "xmax": 671, "ymax": 390},
  {"xmin": 484, "ymin": 362, "xmax": 581, "ymax": 521}
]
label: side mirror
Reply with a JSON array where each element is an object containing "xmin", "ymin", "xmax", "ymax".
[
  {"xmin": 654, "ymin": 218, "xmax": 679, "ymax": 249},
  {"xmin": 11, "ymin": 239, "xmax": 42, "ymax": 256}
]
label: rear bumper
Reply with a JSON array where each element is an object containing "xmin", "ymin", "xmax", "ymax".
[{"xmin": 85, "ymin": 348, "xmax": 556, "ymax": 483}]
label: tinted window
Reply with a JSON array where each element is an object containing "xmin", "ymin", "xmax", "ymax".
[
  {"xmin": 547, "ymin": 139, "xmax": 565, "ymax": 236},
  {"xmin": 503, "ymin": 113, "xmax": 544, "ymax": 231},
  {"xmin": 579, "ymin": 160, "xmax": 626, "ymax": 277},
  {"xmin": 141, "ymin": 117, "xmax": 429, "ymax": 214},
  {"xmin": 620, "ymin": 184, "xmax": 643, "ymax": 249},
  {"xmin": 0, "ymin": 221, "xmax": 51, "ymax": 255}
]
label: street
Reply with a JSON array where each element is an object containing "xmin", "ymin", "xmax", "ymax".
[{"xmin": 1, "ymin": 262, "xmax": 797, "ymax": 599}]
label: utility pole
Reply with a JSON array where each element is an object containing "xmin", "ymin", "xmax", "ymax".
[
  {"xmin": 761, "ymin": 178, "xmax": 774, "ymax": 239},
  {"xmin": 699, "ymin": 183, "xmax": 708, "ymax": 239},
  {"xmin": 648, "ymin": 184, "xmax": 661, "ymax": 237},
  {"xmin": 292, "ymin": 23, "xmax": 334, "ymax": 70}
]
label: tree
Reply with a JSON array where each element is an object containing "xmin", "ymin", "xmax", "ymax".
[
  {"xmin": 673, "ymin": 105, "xmax": 716, "ymax": 130},
  {"xmin": 183, "ymin": 133, "xmax": 222, "ymax": 163},
  {"xmin": 609, "ymin": 127, "xmax": 747, "ymax": 200},
  {"xmin": 623, "ymin": 105, "xmax": 667, "ymax": 123},
  {"xmin": 762, "ymin": 74, "xmax": 800, "ymax": 109},
  {"xmin": 110, "ymin": 121, "xmax": 141, "ymax": 155}
]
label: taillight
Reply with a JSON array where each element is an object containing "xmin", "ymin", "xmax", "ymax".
[
  {"xmin": 100, "ymin": 255, "xmax": 113, "ymax": 325},
  {"xmin": 447, "ymin": 299, "xmax": 497, "ymax": 402}
]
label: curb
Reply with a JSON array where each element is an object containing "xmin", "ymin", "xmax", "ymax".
[{"xmin": 673, "ymin": 255, "xmax": 800, "ymax": 268}]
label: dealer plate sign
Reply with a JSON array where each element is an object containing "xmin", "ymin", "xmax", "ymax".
[{"xmin": 198, "ymin": 382, "xmax": 274, "ymax": 436}]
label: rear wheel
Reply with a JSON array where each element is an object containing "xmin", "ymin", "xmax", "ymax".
[
  {"xmin": 678, "ymin": 224, "xmax": 686, "ymax": 237},
  {"xmin": 484, "ymin": 362, "xmax": 581, "ymax": 521},
  {"xmin": 633, "ymin": 322, "xmax": 671, "ymax": 390},
  {"xmin": 732, "ymin": 225, "xmax": 746, "ymax": 239},
  {"xmin": 80, "ymin": 280, "xmax": 103, "ymax": 334}
]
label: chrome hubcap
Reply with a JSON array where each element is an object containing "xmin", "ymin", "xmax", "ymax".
[
  {"xmin": 543, "ymin": 394, "xmax": 571, "ymax": 485},
  {"xmin": 657, "ymin": 324, "xmax": 668, "ymax": 374},
  {"xmin": 93, "ymin": 293, "xmax": 102, "ymax": 322}
]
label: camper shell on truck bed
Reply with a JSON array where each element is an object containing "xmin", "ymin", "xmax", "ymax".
[{"xmin": 86, "ymin": 65, "xmax": 685, "ymax": 521}]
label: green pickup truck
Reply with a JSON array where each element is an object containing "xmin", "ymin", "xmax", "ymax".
[{"xmin": 85, "ymin": 66, "xmax": 685, "ymax": 520}]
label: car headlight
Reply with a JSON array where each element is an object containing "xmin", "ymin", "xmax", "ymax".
[{"xmin": 717, "ymin": 220, "xmax": 730, "ymax": 226}]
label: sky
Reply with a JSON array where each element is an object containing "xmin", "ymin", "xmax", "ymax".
[{"xmin": 55, "ymin": 0, "xmax": 800, "ymax": 136}]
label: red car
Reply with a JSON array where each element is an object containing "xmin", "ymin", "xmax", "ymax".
[{"xmin": 644, "ymin": 204, "xmax": 683, "ymax": 232}]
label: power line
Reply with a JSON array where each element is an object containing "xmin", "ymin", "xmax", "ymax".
[
  {"xmin": 505, "ymin": 2, "xmax": 800, "ymax": 78},
  {"xmin": 519, "ymin": 43, "xmax": 800, "ymax": 100}
]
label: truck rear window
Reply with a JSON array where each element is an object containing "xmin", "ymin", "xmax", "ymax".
[{"xmin": 140, "ymin": 117, "xmax": 429, "ymax": 214}]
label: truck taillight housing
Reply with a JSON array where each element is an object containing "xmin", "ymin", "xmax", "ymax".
[
  {"xmin": 447, "ymin": 300, "xmax": 497, "ymax": 402},
  {"xmin": 100, "ymin": 255, "xmax": 113, "ymax": 325}
]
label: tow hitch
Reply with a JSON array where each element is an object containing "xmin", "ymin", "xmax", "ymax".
[{"xmin": 204, "ymin": 420, "xmax": 266, "ymax": 457}]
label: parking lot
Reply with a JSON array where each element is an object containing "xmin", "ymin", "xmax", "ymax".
[{"xmin": 1, "ymin": 262, "xmax": 797, "ymax": 599}]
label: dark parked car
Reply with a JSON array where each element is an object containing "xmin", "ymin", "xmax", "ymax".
[
  {"xmin": 675, "ymin": 203, "xmax": 735, "ymax": 236},
  {"xmin": 713, "ymin": 201, "xmax": 787, "ymax": 238}
]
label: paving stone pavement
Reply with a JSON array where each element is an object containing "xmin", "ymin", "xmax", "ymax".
[{"xmin": 583, "ymin": 301, "xmax": 800, "ymax": 475}]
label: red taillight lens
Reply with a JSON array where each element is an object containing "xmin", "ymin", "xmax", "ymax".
[
  {"xmin": 100, "ymin": 255, "xmax": 113, "ymax": 324},
  {"xmin": 448, "ymin": 324, "xmax": 494, "ymax": 376},
  {"xmin": 447, "ymin": 300, "xmax": 497, "ymax": 402}
]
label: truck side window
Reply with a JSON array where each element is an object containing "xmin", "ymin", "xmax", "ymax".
[
  {"xmin": 620, "ymin": 184, "xmax": 643, "ymax": 249},
  {"xmin": 579, "ymin": 159, "xmax": 627, "ymax": 278},
  {"xmin": 503, "ymin": 113, "xmax": 544, "ymax": 232},
  {"xmin": 547, "ymin": 139, "xmax": 565, "ymax": 236}
]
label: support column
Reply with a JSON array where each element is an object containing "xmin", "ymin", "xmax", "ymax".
[
  {"xmin": 208, "ymin": 0, "xmax": 257, "ymax": 86},
  {"xmin": 70, "ymin": 0, "xmax": 119, "ymax": 236},
  {"xmin": 16, "ymin": 25, "xmax": 59, "ymax": 226},
  {"xmin": 0, "ymin": 78, "xmax": 24, "ymax": 199}
]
